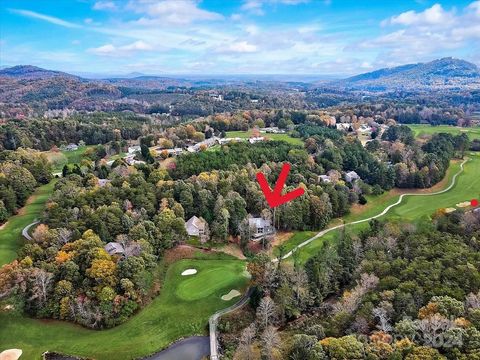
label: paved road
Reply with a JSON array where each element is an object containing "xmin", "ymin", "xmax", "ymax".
[
  {"xmin": 278, "ymin": 158, "xmax": 470, "ymax": 261},
  {"xmin": 22, "ymin": 220, "xmax": 39, "ymax": 241},
  {"xmin": 209, "ymin": 288, "xmax": 253, "ymax": 360}
]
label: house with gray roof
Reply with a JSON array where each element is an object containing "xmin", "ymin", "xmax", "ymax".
[
  {"xmin": 248, "ymin": 217, "xmax": 275, "ymax": 241},
  {"xmin": 104, "ymin": 242, "xmax": 125, "ymax": 256},
  {"xmin": 345, "ymin": 171, "xmax": 361, "ymax": 183},
  {"xmin": 185, "ymin": 216, "xmax": 207, "ymax": 237}
]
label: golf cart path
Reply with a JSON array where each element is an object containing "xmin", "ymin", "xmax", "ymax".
[
  {"xmin": 209, "ymin": 287, "xmax": 253, "ymax": 360},
  {"xmin": 280, "ymin": 158, "xmax": 470, "ymax": 261}
]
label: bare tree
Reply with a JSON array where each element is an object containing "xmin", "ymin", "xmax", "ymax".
[
  {"xmin": 256, "ymin": 296, "xmax": 277, "ymax": 328},
  {"xmin": 261, "ymin": 326, "xmax": 280, "ymax": 360},
  {"xmin": 236, "ymin": 323, "xmax": 257, "ymax": 360},
  {"xmin": 29, "ymin": 268, "xmax": 53, "ymax": 306},
  {"xmin": 373, "ymin": 307, "xmax": 393, "ymax": 333},
  {"xmin": 466, "ymin": 291, "xmax": 480, "ymax": 309},
  {"xmin": 58, "ymin": 228, "xmax": 72, "ymax": 245}
]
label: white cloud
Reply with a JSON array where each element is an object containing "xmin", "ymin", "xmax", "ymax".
[
  {"xmin": 129, "ymin": 0, "xmax": 223, "ymax": 25},
  {"xmin": 384, "ymin": 4, "xmax": 453, "ymax": 26},
  {"xmin": 93, "ymin": 1, "xmax": 117, "ymax": 11},
  {"xmin": 9, "ymin": 9, "xmax": 82, "ymax": 29},
  {"xmin": 361, "ymin": 1, "xmax": 480, "ymax": 66},
  {"xmin": 89, "ymin": 41, "xmax": 153, "ymax": 56},
  {"xmin": 241, "ymin": 0, "xmax": 265, "ymax": 15},
  {"xmin": 227, "ymin": 41, "xmax": 258, "ymax": 53}
]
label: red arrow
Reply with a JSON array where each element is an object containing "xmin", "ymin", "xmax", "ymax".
[{"xmin": 256, "ymin": 163, "xmax": 305, "ymax": 208}]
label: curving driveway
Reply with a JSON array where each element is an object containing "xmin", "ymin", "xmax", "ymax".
[{"xmin": 278, "ymin": 158, "xmax": 470, "ymax": 261}]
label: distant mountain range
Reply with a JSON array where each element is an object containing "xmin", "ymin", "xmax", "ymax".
[
  {"xmin": 333, "ymin": 58, "xmax": 480, "ymax": 91},
  {"xmin": 0, "ymin": 58, "xmax": 479, "ymax": 113}
]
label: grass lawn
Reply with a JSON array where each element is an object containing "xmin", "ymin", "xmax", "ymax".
[
  {"xmin": 0, "ymin": 256, "xmax": 249, "ymax": 359},
  {"xmin": 43, "ymin": 146, "xmax": 94, "ymax": 173},
  {"xmin": 273, "ymin": 231, "xmax": 316, "ymax": 257},
  {"xmin": 0, "ymin": 181, "xmax": 56, "ymax": 267},
  {"xmin": 407, "ymin": 124, "xmax": 480, "ymax": 141},
  {"xmin": 225, "ymin": 130, "xmax": 304, "ymax": 146},
  {"xmin": 281, "ymin": 154, "xmax": 480, "ymax": 264}
]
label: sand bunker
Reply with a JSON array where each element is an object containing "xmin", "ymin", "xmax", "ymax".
[
  {"xmin": 445, "ymin": 208, "xmax": 456, "ymax": 213},
  {"xmin": 221, "ymin": 290, "xmax": 241, "ymax": 301},
  {"xmin": 181, "ymin": 269, "xmax": 197, "ymax": 276},
  {"xmin": 456, "ymin": 201, "xmax": 471, "ymax": 208},
  {"xmin": 0, "ymin": 349, "xmax": 23, "ymax": 360}
]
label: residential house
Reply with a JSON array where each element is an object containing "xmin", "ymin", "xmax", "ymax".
[
  {"xmin": 128, "ymin": 145, "xmax": 141, "ymax": 154},
  {"xmin": 187, "ymin": 137, "xmax": 218, "ymax": 152},
  {"xmin": 260, "ymin": 127, "xmax": 285, "ymax": 134},
  {"xmin": 104, "ymin": 242, "xmax": 125, "ymax": 256},
  {"xmin": 249, "ymin": 137, "xmax": 265, "ymax": 144},
  {"xmin": 248, "ymin": 217, "xmax": 275, "ymax": 241},
  {"xmin": 124, "ymin": 154, "xmax": 145, "ymax": 166},
  {"xmin": 65, "ymin": 143, "xmax": 79, "ymax": 151},
  {"xmin": 104, "ymin": 242, "xmax": 142, "ymax": 258},
  {"xmin": 319, "ymin": 175, "xmax": 332, "ymax": 183},
  {"xmin": 336, "ymin": 123, "xmax": 352, "ymax": 131},
  {"xmin": 218, "ymin": 137, "xmax": 243, "ymax": 145},
  {"xmin": 185, "ymin": 216, "xmax": 207, "ymax": 237},
  {"xmin": 345, "ymin": 171, "xmax": 361, "ymax": 183}
]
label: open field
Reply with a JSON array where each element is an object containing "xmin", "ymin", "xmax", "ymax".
[
  {"xmin": 280, "ymin": 154, "xmax": 480, "ymax": 264},
  {"xmin": 0, "ymin": 256, "xmax": 249, "ymax": 359},
  {"xmin": 42, "ymin": 146, "xmax": 94, "ymax": 172},
  {"xmin": 0, "ymin": 181, "xmax": 56, "ymax": 266},
  {"xmin": 225, "ymin": 130, "xmax": 304, "ymax": 146},
  {"xmin": 407, "ymin": 124, "xmax": 480, "ymax": 140}
]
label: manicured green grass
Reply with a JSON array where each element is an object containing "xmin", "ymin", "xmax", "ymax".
[
  {"xmin": 44, "ymin": 146, "xmax": 94, "ymax": 173},
  {"xmin": 273, "ymin": 231, "xmax": 316, "ymax": 257},
  {"xmin": 408, "ymin": 124, "xmax": 480, "ymax": 141},
  {"xmin": 0, "ymin": 181, "xmax": 56, "ymax": 266},
  {"xmin": 287, "ymin": 155, "xmax": 480, "ymax": 263},
  {"xmin": 225, "ymin": 130, "xmax": 304, "ymax": 146},
  {"xmin": 0, "ymin": 256, "xmax": 249, "ymax": 359}
]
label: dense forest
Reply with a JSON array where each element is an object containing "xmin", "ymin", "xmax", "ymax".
[
  {"xmin": 0, "ymin": 149, "xmax": 52, "ymax": 223},
  {"xmin": 219, "ymin": 211, "xmax": 480, "ymax": 360}
]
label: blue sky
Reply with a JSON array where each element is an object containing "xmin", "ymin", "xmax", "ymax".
[{"xmin": 1, "ymin": 0, "xmax": 479, "ymax": 76}]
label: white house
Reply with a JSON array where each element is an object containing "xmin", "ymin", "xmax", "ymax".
[
  {"xmin": 65, "ymin": 143, "xmax": 79, "ymax": 151},
  {"xmin": 249, "ymin": 137, "xmax": 265, "ymax": 144},
  {"xmin": 260, "ymin": 127, "xmax": 285, "ymax": 134},
  {"xmin": 319, "ymin": 175, "xmax": 332, "ymax": 183},
  {"xmin": 248, "ymin": 217, "xmax": 275, "ymax": 241},
  {"xmin": 218, "ymin": 137, "xmax": 243, "ymax": 145},
  {"xmin": 336, "ymin": 123, "xmax": 352, "ymax": 131},
  {"xmin": 128, "ymin": 145, "xmax": 141, "ymax": 154},
  {"xmin": 187, "ymin": 137, "xmax": 218, "ymax": 152},
  {"xmin": 185, "ymin": 216, "xmax": 207, "ymax": 237},
  {"xmin": 345, "ymin": 171, "xmax": 361, "ymax": 183}
]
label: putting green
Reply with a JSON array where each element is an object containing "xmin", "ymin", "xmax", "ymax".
[
  {"xmin": 0, "ymin": 256, "xmax": 248, "ymax": 359},
  {"xmin": 176, "ymin": 262, "xmax": 248, "ymax": 301}
]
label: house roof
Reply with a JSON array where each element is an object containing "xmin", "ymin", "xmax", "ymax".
[
  {"xmin": 186, "ymin": 216, "xmax": 205, "ymax": 229},
  {"xmin": 248, "ymin": 217, "xmax": 271, "ymax": 228},
  {"xmin": 105, "ymin": 242, "xmax": 124, "ymax": 254}
]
